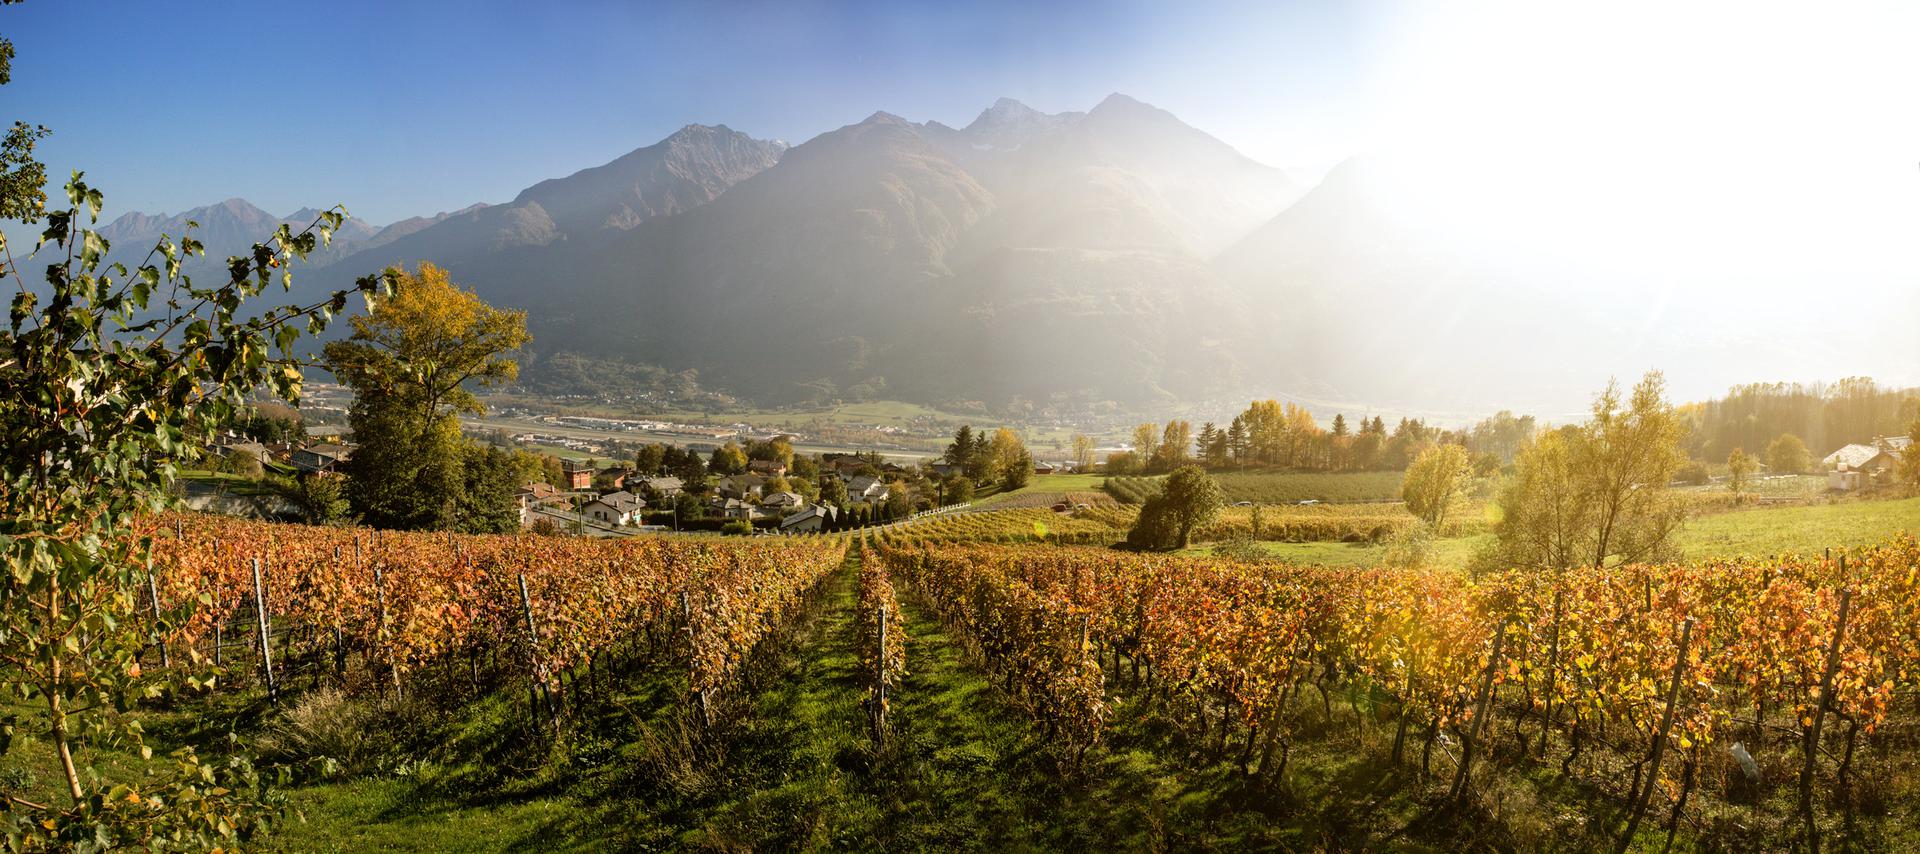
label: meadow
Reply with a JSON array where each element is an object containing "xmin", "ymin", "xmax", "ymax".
[{"xmin": 1108, "ymin": 470, "xmax": 1407, "ymax": 505}]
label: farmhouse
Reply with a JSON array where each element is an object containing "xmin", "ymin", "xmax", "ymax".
[
  {"xmin": 760, "ymin": 490, "xmax": 805, "ymax": 510},
  {"xmin": 290, "ymin": 442, "xmax": 352, "ymax": 474},
  {"xmin": 778, "ymin": 504, "xmax": 837, "ymax": 533},
  {"xmin": 847, "ymin": 475, "xmax": 890, "ymax": 504},
  {"xmin": 1823, "ymin": 436, "xmax": 1911, "ymax": 491},
  {"xmin": 512, "ymin": 481, "xmax": 567, "ymax": 528},
  {"xmin": 629, "ymin": 476, "xmax": 684, "ymax": 498},
  {"xmin": 715, "ymin": 473, "xmax": 770, "ymax": 500},
  {"xmin": 711, "ymin": 497, "xmax": 756, "ymax": 520},
  {"xmin": 583, "ymin": 490, "xmax": 644, "ymax": 526},
  {"xmin": 211, "ymin": 435, "xmax": 273, "ymax": 468},
  {"xmin": 747, "ymin": 459, "xmax": 789, "ymax": 477}
]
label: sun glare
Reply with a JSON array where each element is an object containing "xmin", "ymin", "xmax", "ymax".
[{"xmin": 1364, "ymin": 2, "xmax": 1920, "ymax": 289}]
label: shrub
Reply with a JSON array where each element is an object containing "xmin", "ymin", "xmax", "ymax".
[
  {"xmin": 1675, "ymin": 460, "xmax": 1711, "ymax": 486},
  {"xmin": 257, "ymin": 688, "xmax": 390, "ymax": 778}
]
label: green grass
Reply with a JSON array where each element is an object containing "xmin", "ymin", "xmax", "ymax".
[
  {"xmin": 1676, "ymin": 495, "xmax": 1920, "ymax": 558},
  {"xmin": 1676, "ymin": 473, "xmax": 1826, "ymax": 499},
  {"xmin": 1182, "ymin": 534, "xmax": 1494, "ymax": 569},
  {"xmin": 1175, "ymin": 496, "xmax": 1919, "ymax": 569},
  {"xmin": 1110, "ymin": 471, "xmax": 1407, "ymax": 505},
  {"xmin": 178, "ymin": 469, "xmax": 278, "ymax": 496},
  {"xmin": 969, "ymin": 473, "xmax": 1109, "ymax": 508}
]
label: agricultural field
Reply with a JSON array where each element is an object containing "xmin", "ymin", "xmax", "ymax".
[
  {"xmin": 6, "ymin": 491, "xmax": 1914, "ymax": 851},
  {"xmin": 1675, "ymin": 495, "xmax": 1920, "ymax": 558},
  {"xmin": 1108, "ymin": 470, "xmax": 1408, "ymax": 505},
  {"xmin": 1676, "ymin": 473, "xmax": 1828, "ymax": 500},
  {"xmin": 858, "ymin": 536, "xmax": 1920, "ymax": 852},
  {"xmin": 969, "ymin": 473, "xmax": 1115, "ymax": 509}
]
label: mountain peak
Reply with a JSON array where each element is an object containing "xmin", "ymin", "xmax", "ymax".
[
  {"xmin": 861, "ymin": 111, "xmax": 910, "ymax": 127},
  {"xmin": 664, "ymin": 123, "xmax": 732, "ymax": 143},
  {"xmin": 956, "ymin": 97, "xmax": 1083, "ymax": 151},
  {"xmin": 1090, "ymin": 92, "xmax": 1165, "ymax": 118}
]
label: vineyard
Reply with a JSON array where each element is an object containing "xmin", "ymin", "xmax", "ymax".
[
  {"xmin": 141, "ymin": 514, "xmax": 846, "ymax": 725},
  {"xmin": 866, "ymin": 534, "xmax": 1920, "ymax": 851},
  {"xmin": 59, "ymin": 512, "xmax": 1916, "ymax": 850},
  {"xmin": 1077, "ymin": 502, "xmax": 1491, "ymax": 543},
  {"xmin": 1108, "ymin": 470, "xmax": 1409, "ymax": 505}
]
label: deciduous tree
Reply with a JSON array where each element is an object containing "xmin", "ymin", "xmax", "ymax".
[
  {"xmin": 1765, "ymin": 433, "xmax": 1810, "ymax": 474},
  {"xmin": 1727, "ymin": 447, "xmax": 1756, "ymax": 492},
  {"xmin": 1, "ymin": 153, "xmax": 384, "ymax": 842},
  {"xmin": 1402, "ymin": 443, "xmax": 1472, "ymax": 527},
  {"xmin": 1484, "ymin": 372, "xmax": 1688, "ymax": 570},
  {"xmin": 325, "ymin": 263, "xmax": 529, "ymax": 530}
]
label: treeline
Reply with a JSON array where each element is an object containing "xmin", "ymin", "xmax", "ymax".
[
  {"xmin": 1680, "ymin": 377, "xmax": 1920, "ymax": 461},
  {"xmin": 1108, "ymin": 401, "xmax": 1484, "ymax": 475}
]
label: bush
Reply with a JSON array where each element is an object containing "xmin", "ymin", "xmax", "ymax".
[
  {"xmin": 257, "ymin": 688, "xmax": 393, "ymax": 778},
  {"xmin": 721, "ymin": 520, "xmax": 753, "ymax": 536},
  {"xmin": 1675, "ymin": 460, "xmax": 1711, "ymax": 485}
]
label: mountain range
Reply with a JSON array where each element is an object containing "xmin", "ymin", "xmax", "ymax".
[{"xmin": 96, "ymin": 93, "xmax": 1918, "ymax": 418}]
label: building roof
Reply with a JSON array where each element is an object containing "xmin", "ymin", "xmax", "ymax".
[
  {"xmin": 761, "ymin": 491, "xmax": 804, "ymax": 506},
  {"xmin": 1825, "ymin": 443, "xmax": 1887, "ymax": 469},
  {"xmin": 590, "ymin": 490, "xmax": 644, "ymax": 513},
  {"xmin": 299, "ymin": 443, "xmax": 352, "ymax": 460},
  {"xmin": 778, "ymin": 504, "xmax": 836, "ymax": 529}
]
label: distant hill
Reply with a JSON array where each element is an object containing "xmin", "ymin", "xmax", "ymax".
[
  {"xmin": 324, "ymin": 124, "xmax": 789, "ymax": 274},
  {"xmin": 97, "ymin": 198, "xmax": 386, "ymax": 272},
  {"xmin": 285, "ymin": 95, "xmax": 1297, "ymax": 409}
]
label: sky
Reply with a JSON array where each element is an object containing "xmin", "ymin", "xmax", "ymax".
[
  {"xmin": 2, "ymin": 0, "xmax": 1387, "ymax": 226},
  {"xmin": 9, "ymin": 0, "xmax": 1918, "ymax": 267},
  {"xmin": 5, "ymin": 0, "xmax": 1918, "ymax": 400}
]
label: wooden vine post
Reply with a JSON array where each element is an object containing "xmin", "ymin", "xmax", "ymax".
[
  {"xmin": 1617, "ymin": 617, "xmax": 1694, "ymax": 854},
  {"xmin": 251, "ymin": 557, "xmax": 277, "ymax": 704},
  {"xmin": 1449, "ymin": 617, "xmax": 1509, "ymax": 801},
  {"xmin": 373, "ymin": 558, "xmax": 399, "ymax": 699},
  {"xmin": 1799, "ymin": 568, "xmax": 1853, "ymax": 852},
  {"xmin": 683, "ymin": 589, "xmax": 711, "ymax": 729},
  {"xmin": 874, "ymin": 602, "xmax": 889, "ymax": 744},
  {"xmin": 518, "ymin": 573, "xmax": 557, "ymax": 733}
]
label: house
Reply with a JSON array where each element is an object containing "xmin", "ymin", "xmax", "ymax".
[
  {"xmin": 824, "ymin": 456, "xmax": 870, "ymax": 481},
  {"xmin": 711, "ymin": 497, "xmax": 756, "ymax": 520},
  {"xmin": 760, "ymin": 491, "xmax": 805, "ymax": 510},
  {"xmin": 512, "ymin": 481, "xmax": 568, "ymax": 528},
  {"xmin": 847, "ymin": 475, "xmax": 890, "ymax": 504},
  {"xmin": 1032, "ymin": 461, "xmax": 1058, "ymax": 475},
  {"xmin": 561, "ymin": 459, "xmax": 595, "ymax": 490},
  {"xmin": 597, "ymin": 466, "xmax": 636, "ymax": 488},
  {"xmin": 715, "ymin": 473, "xmax": 770, "ymax": 500},
  {"xmin": 778, "ymin": 504, "xmax": 837, "ymax": 534},
  {"xmin": 1825, "ymin": 436, "xmax": 1910, "ymax": 491},
  {"xmin": 583, "ymin": 490, "xmax": 645, "ymax": 526},
  {"xmin": 290, "ymin": 442, "xmax": 352, "ymax": 474},
  {"xmin": 747, "ymin": 459, "xmax": 788, "ymax": 478},
  {"xmin": 514, "ymin": 481, "xmax": 566, "ymax": 505},
  {"xmin": 629, "ymin": 476, "xmax": 684, "ymax": 498},
  {"xmin": 211, "ymin": 436, "xmax": 272, "ymax": 468}
]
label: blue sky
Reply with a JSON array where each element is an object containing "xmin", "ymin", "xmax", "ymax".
[{"xmin": 3, "ymin": 0, "xmax": 1385, "ymax": 226}]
